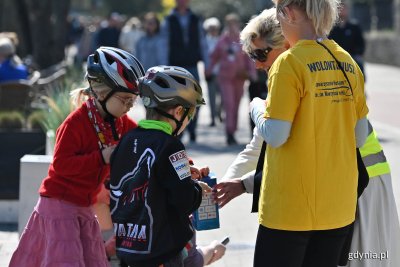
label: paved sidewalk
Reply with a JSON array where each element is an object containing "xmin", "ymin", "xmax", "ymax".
[{"xmin": 1, "ymin": 63, "xmax": 399, "ymax": 267}]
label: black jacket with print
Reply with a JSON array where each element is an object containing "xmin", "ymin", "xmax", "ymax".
[{"xmin": 110, "ymin": 127, "xmax": 202, "ymax": 267}]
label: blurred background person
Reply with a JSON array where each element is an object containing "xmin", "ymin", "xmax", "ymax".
[
  {"xmin": 136, "ymin": 12, "xmax": 166, "ymax": 70},
  {"xmin": 248, "ymin": 70, "xmax": 268, "ymax": 131},
  {"xmin": 160, "ymin": 0, "xmax": 208, "ymax": 143},
  {"xmin": 207, "ymin": 13, "xmax": 255, "ymax": 145},
  {"xmin": 329, "ymin": 1, "xmax": 366, "ymax": 77},
  {"xmin": 203, "ymin": 17, "xmax": 222, "ymax": 127},
  {"xmin": 0, "ymin": 37, "xmax": 29, "ymax": 83},
  {"xmin": 95, "ymin": 12, "xmax": 122, "ymax": 48},
  {"xmin": 119, "ymin": 16, "xmax": 144, "ymax": 56},
  {"xmin": 76, "ymin": 17, "xmax": 101, "ymax": 65}
]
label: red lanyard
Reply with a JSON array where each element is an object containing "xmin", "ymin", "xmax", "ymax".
[{"xmin": 87, "ymin": 98, "xmax": 107, "ymax": 149}]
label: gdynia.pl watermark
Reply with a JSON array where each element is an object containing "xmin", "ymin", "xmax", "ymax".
[{"xmin": 348, "ymin": 251, "xmax": 389, "ymax": 261}]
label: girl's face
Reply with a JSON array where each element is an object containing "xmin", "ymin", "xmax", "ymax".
[
  {"xmin": 105, "ymin": 92, "xmax": 137, "ymax": 117},
  {"xmin": 250, "ymin": 36, "xmax": 287, "ymax": 72}
]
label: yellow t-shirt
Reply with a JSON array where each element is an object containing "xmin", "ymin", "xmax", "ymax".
[{"xmin": 259, "ymin": 40, "xmax": 369, "ymax": 231}]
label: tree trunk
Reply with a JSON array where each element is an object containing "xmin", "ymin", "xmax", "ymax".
[
  {"xmin": 24, "ymin": 0, "xmax": 70, "ymax": 69},
  {"xmin": 396, "ymin": 0, "xmax": 400, "ymax": 33},
  {"xmin": 52, "ymin": 1, "xmax": 71, "ymax": 65},
  {"xmin": 15, "ymin": 0, "xmax": 33, "ymax": 56}
]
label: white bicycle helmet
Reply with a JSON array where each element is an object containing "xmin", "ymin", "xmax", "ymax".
[
  {"xmin": 139, "ymin": 65, "xmax": 205, "ymax": 108},
  {"xmin": 87, "ymin": 46, "xmax": 145, "ymax": 95}
]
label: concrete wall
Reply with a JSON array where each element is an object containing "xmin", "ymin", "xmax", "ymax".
[
  {"xmin": 365, "ymin": 32, "xmax": 400, "ymax": 67},
  {"xmin": 18, "ymin": 155, "xmax": 52, "ymax": 235}
]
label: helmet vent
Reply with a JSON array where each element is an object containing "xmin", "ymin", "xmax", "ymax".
[
  {"xmin": 114, "ymin": 50, "xmax": 126, "ymax": 59},
  {"xmin": 104, "ymin": 53, "xmax": 114, "ymax": 64},
  {"xmin": 170, "ymin": 75, "xmax": 186, "ymax": 86},
  {"xmin": 122, "ymin": 69, "xmax": 132, "ymax": 81},
  {"xmin": 94, "ymin": 53, "xmax": 100, "ymax": 63},
  {"xmin": 154, "ymin": 77, "xmax": 169, "ymax": 88}
]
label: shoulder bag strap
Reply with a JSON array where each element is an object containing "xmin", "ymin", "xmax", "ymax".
[{"xmin": 316, "ymin": 41, "xmax": 353, "ymax": 95}]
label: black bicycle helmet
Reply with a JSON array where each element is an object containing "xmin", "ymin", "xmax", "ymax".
[
  {"xmin": 87, "ymin": 46, "xmax": 145, "ymax": 95},
  {"xmin": 139, "ymin": 65, "xmax": 205, "ymax": 108}
]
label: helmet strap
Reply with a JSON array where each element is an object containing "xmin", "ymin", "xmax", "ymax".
[
  {"xmin": 154, "ymin": 107, "xmax": 190, "ymax": 136},
  {"xmin": 98, "ymin": 90, "xmax": 116, "ymax": 118},
  {"xmin": 89, "ymin": 84, "xmax": 119, "ymax": 141},
  {"xmin": 105, "ymin": 114, "xmax": 120, "ymax": 141}
]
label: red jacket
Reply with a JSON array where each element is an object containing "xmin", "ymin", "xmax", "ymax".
[{"xmin": 39, "ymin": 103, "xmax": 137, "ymax": 206}]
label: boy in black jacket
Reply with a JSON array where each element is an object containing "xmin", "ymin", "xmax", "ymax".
[{"xmin": 110, "ymin": 66, "xmax": 209, "ymax": 267}]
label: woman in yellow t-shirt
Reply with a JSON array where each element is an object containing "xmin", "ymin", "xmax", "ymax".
[
  {"xmin": 213, "ymin": 5, "xmax": 399, "ymax": 267},
  {"xmin": 247, "ymin": 1, "xmax": 369, "ymax": 266}
]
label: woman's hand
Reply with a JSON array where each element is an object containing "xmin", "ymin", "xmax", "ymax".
[{"xmin": 212, "ymin": 178, "xmax": 246, "ymax": 208}]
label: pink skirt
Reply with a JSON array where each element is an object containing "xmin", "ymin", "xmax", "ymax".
[{"xmin": 9, "ymin": 197, "xmax": 110, "ymax": 267}]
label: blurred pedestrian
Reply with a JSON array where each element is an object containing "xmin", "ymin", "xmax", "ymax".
[
  {"xmin": 96, "ymin": 13, "xmax": 122, "ymax": 48},
  {"xmin": 248, "ymin": 69, "xmax": 268, "ymax": 130},
  {"xmin": 76, "ymin": 17, "xmax": 101, "ymax": 65},
  {"xmin": 329, "ymin": 1, "xmax": 366, "ymax": 77},
  {"xmin": 9, "ymin": 47, "xmax": 145, "ymax": 267},
  {"xmin": 160, "ymin": 0, "xmax": 208, "ymax": 142},
  {"xmin": 136, "ymin": 12, "xmax": 166, "ymax": 70},
  {"xmin": 119, "ymin": 16, "xmax": 144, "ymax": 55},
  {"xmin": 207, "ymin": 13, "xmax": 255, "ymax": 145},
  {"xmin": 203, "ymin": 17, "xmax": 222, "ymax": 127},
  {"xmin": 0, "ymin": 37, "xmax": 29, "ymax": 83}
]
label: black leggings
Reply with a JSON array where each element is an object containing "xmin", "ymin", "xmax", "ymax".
[{"xmin": 254, "ymin": 224, "xmax": 351, "ymax": 267}]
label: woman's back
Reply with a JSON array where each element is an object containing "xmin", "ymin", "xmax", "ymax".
[{"xmin": 260, "ymin": 39, "xmax": 369, "ymax": 231}]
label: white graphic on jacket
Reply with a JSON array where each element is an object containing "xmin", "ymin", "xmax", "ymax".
[{"xmin": 110, "ymin": 148, "xmax": 155, "ymax": 254}]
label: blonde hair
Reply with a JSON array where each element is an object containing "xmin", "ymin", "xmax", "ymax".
[
  {"xmin": 273, "ymin": 0, "xmax": 340, "ymax": 36},
  {"xmin": 70, "ymin": 80, "xmax": 112, "ymax": 109},
  {"xmin": 240, "ymin": 8, "xmax": 285, "ymax": 54}
]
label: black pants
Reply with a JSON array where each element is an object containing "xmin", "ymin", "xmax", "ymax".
[{"xmin": 254, "ymin": 224, "xmax": 351, "ymax": 267}]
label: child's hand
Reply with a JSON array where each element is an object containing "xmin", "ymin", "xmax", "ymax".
[
  {"xmin": 197, "ymin": 181, "xmax": 212, "ymax": 195},
  {"xmin": 101, "ymin": 144, "xmax": 117, "ymax": 164},
  {"xmin": 190, "ymin": 165, "xmax": 210, "ymax": 180},
  {"xmin": 105, "ymin": 236, "xmax": 116, "ymax": 257}
]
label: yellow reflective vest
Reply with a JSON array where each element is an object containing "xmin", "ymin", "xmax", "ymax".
[{"xmin": 359, "ymin": 121, "xmax": 391, "ymax": 178}]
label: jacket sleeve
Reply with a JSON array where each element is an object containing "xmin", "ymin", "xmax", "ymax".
[
  {"xmin": 157, "ymin": 141, "xmax": 202, "ymax": 216},
  {"xmin": 222, "ymin": 127, "xmax": 263, "ymax": 181}
]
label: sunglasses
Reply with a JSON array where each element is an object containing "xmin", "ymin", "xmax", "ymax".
[{"xmin": 248, "ymin": 47, "xmax": 273, "ymax": 62}]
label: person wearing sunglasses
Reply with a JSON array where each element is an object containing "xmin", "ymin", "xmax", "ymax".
[
  {"xmin": 215, "ymin": 1, "xmax": 372, "ymax": 266},
  {"xmin": 250, "ymin": 0, "xmax": 369, "ymax": 264},
  {"xmin": 215, "ymin": 6, "xmax": 400, "ymax": 267}
]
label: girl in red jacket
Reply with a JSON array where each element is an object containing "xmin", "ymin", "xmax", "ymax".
[{"xmin": 10, "ymin": 47, "xmax": 145, "ymax": 267}]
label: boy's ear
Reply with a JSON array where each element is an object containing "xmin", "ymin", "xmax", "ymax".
[{"xmin": 173, "ymin": 105, "xmax": 184, "ymax": 117}]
